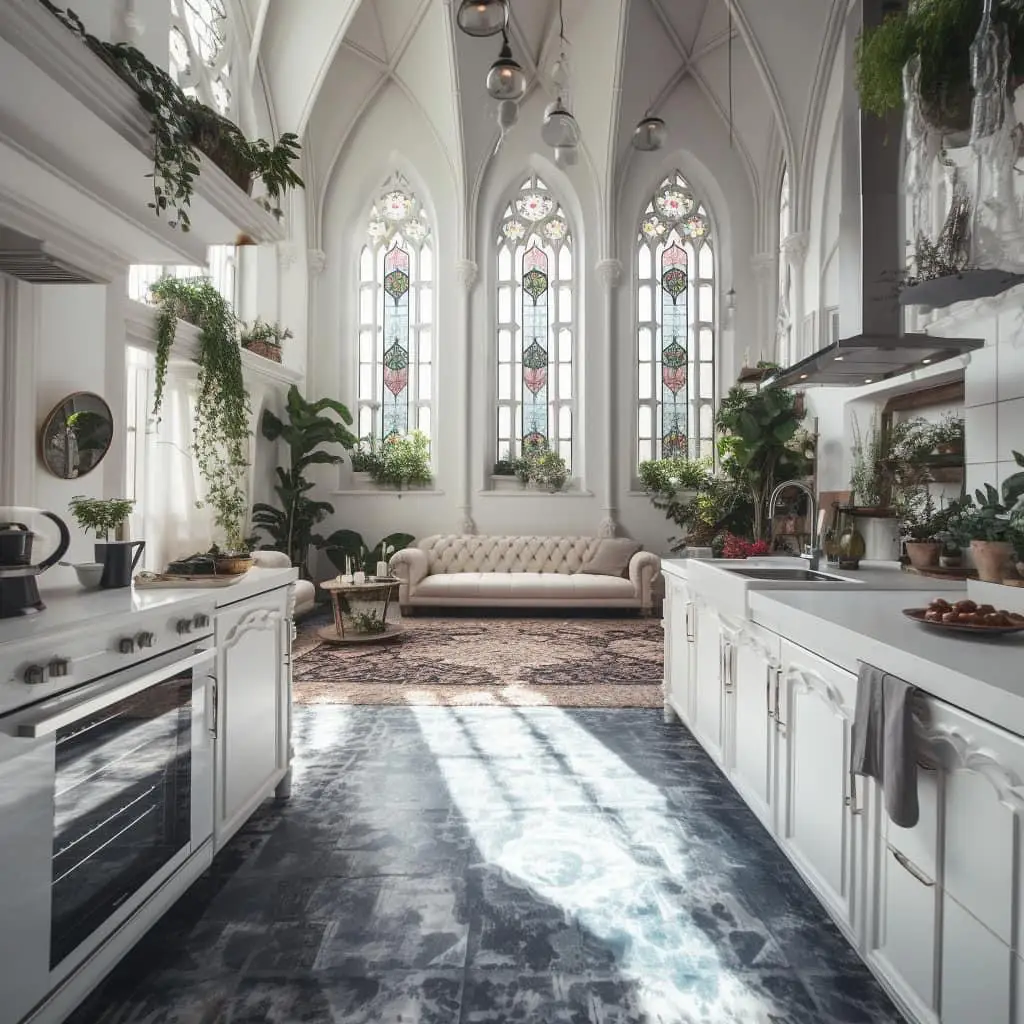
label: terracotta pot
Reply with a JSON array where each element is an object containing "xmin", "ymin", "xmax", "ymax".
[
  {"xmin": 905, "ymin": 541, "xmax": 941, "ymax": 570},
  {"xmin": 970, "ymin": 540, "xmax": 1014, "ymax": 583},
  {"xmin": 242, "ymin": 339, "xmax": 282, "ymax": 362}
]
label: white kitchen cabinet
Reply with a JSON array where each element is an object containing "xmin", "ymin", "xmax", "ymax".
[
  {"xmin": 214, "ymin": 586, "xmax": 291, "ymax": 849},
  {"xmin": 940, "ymin": 897, "xmax": 1012, "ymax": 1024},
  {"xmin": 663, "ymin": 575, "xmax": 695, "ymax": 725},
  {"xmin": 729, "ymin": 623, "xmax": 780, "ymax": 829},
  {"xmin": 692, "ymin": 601, "xmax": 726, "ymax": 766},
  {"xmin": 776, "ymin": 639, "xmax": 859, "ymax": 933}
]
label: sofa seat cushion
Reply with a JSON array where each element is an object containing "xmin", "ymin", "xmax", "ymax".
[{"xmin": 414, "ymin": 571, "xmax": 636, "ymax": 601}]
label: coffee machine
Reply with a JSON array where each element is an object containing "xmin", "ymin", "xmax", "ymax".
[{"xmin": 0, "ymin": 508, "xmax": 71, "ymax": 618}]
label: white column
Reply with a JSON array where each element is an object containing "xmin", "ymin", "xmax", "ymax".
[
  {"xmin": 112, "ymin": 0, "xmax": 143, "ymax": 44},
  {"xmin": 596, "ymin": 258, "xmax": 622, "ymax": 539},
  {"xmin": 305, "ymin": 248, "xmax": 326, "ymax": 388},
  {"xmin": 455, "ymin": 258, "xmax": 478, "ymax": 535},
  {"xmin": 749, "ymin": 252, "xmax": 777, "ymax": 365},
  {"xmin": 782, "ymin": 231, "xmax": 810, "ymax": 358}
]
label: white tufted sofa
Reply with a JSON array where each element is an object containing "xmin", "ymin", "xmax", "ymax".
[{"xmin": 389, "ymin": 535, "xmax": 661, "ymax": 613}]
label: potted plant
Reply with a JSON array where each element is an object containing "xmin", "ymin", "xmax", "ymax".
[
  {"xmin": 854, "ymin": 0, "xmax": 1024, "ymax": 136},
  {"xmin": 367, "ymin": 432, "xmax": 433, "ymax": 490},
  {"xmin": 513, "ymin": 441, "xmax": 570, "ymax": 493},
  {"xmin": 715, "ymin": 379, "xmax": 810, "ymax": 540},
  {"xmin": 241, "ymin": 318, "xmax": 293, "ymax": 363},
  {"xmin": 930, "ymin": 413, "xmax": 965, "ymax": 455},
  {"xmin": 895, "ymin": 486, "xmax": 945, "ymax": 568},
  {"xmin": 950, "ymin": 454, "xmax": 1024, "ymax": 580},
  {"xmin": 148, "ymin": 277, "xmax": 251, "ymax": 555},
  {"xmin": 251, "ymin": 385, "xmax": 357, "ymax": 579},
  {"xmin": 68, "ymin": 496, "xmax": 143, "ymax": 588}
]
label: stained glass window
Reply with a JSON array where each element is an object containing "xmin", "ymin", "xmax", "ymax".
[
  {"xmin": 636, "ymin": 172, "xmax": 715, "ymax": 466},
  {"xmin": 358, "ymin": 174, "xmax": 432, "ymax": 444},
  {"xmin": 168, "ymin": 0, "xmax": 233, "ymax": 117},
  {"xmin": 496, "ymin": 175, "xmax": 574, "ymax": 468}
]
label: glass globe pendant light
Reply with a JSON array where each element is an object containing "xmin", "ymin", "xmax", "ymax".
[
  {"xmin": 456, "ymin": 0, "xmax": 507, "ymax": 37},
  {"xmin": 486, "ymin": 30, "xmax": 527, "ymax": 101},
  {"xmin": 632, "ymin": 113, "xmax": 667, "ymax": 152},
  {"xmin": 542, "ymin": 97, "xmax": 579, "ymax": 148}
]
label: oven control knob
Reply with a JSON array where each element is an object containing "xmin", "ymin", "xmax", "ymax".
[
  {"xmin": 135, "ymin": 631, "xmax": 155, "ymax": 648},
  {"xmin": 23, "ymin": 664, "xmax": 45, "ymax": 685},
  {"xmin": 193, "ymin": 613, "xmax": 210, "ymax": 629},
  {"xmin": 118, "ymin": 637, "xmax": 136, "ymax": 655},
  {"xmin": 176, "ymin": 618, "xmax": 193, "ymax": 635},
  {"xmin": 48, "ymin": 658, "xmax": 69, "ymax": 678}
]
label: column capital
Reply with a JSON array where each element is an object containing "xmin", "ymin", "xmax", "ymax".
[
  {"xmin": 781, "ymin": 231, "xmax": 810, "ymax": 266},
  {"xmin": 307, "ymin": 248, "xmax": 326, "ymax": 275},
  {"xmin": 455, "ymin": 259, "xmax": 478, "ymax": 291},
  {"xmin": 598, "ymin": 512, "xmax": 619, "ymax": 538},
  {"xmin": 595, "ymin": 259, "xmax": 623, "ymax": 290}
]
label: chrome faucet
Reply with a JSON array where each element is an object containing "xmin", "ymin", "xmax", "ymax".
[{"xmin": 768, "ymin": 479, "xmax": 821, "ymax": 571}]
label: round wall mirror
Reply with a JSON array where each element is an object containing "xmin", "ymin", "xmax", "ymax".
[{"xmin": 40, "ymin": 391, "xmax": 114, "ymax": 479}]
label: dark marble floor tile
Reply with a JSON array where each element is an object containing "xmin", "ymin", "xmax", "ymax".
[{"xmin": 227, "ymin": 970, "xmax": 464, "ymax": 1024}]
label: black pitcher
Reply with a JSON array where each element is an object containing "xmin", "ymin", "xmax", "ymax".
[{"xmin": 95, "ymin": 540, "xmax": 145, "ymax": 589}]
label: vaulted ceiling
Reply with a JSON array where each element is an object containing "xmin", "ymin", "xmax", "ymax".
[{"xmin": 240, "ymin": 0, "xmax": 845, "ymax": 238}]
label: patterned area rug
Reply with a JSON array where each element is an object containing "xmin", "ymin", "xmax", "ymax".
[{"xmin": 292, "ymin": 613, "xmax": 664, "ymax": 707}]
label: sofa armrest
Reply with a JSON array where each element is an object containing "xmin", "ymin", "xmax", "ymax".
[
  {"xmin": 628, "ymin": 551, "xmax": 662, "ymax": 612},
  {"xmin": 389, "ymin": 547, "xmax": 428, "ymax": 604}
]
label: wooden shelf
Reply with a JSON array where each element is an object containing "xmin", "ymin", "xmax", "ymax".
[{"xmin": 900, "ymin": 269, "xmax": 1024, "ymax": 309}]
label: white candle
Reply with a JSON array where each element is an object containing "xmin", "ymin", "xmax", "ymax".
[
  {"xmin": 743, "ymin": 347, "xmax": 751, "ymax": 368},
  {"xmin": 376, "ymin": 560, "xmax": 389, "ymax": 579},
  {"xmin": 353, "ymin": 570, "xmax": 366, "ymax": 585}
]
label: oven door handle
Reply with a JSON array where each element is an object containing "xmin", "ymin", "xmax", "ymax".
[{"xmin": 18, "ymin": 648, "xmax": 215, "ymax": 739}]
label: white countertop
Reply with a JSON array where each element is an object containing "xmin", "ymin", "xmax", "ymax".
[
  {"xmin": 0, "ymin": 566, "xmax": 296, "ymax": 649},
  {"xmin": 749, "ymin": 587, "xmax": 1024, "ymax": 736}
]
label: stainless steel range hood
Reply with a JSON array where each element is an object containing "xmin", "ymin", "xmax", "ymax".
[
  {"xmin": 0, "ymin": 226, "xmax": 104, "ymax": 284},
  {"xmin": 765, "ymin": 0, "xmax": 983, "ymax": 389}
]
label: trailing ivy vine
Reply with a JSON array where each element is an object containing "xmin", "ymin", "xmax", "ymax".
[
  {"xmin": 149, "ymin": 278, "xmax": 251, "ymax": 552},
  {"xmin": 38, "ymin": 1, "xmax": 304, "ymax": 231}
]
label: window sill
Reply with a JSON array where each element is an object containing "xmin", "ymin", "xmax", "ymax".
[{"xmin": 480, "ymin": 477, "xmax": 594, "ymax": 498}]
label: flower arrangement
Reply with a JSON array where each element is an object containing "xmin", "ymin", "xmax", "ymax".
[
  {"xmin": 513, "ymin": 441, "xmax": 570, "ymax": 492},
  {"xmin": 720, "ymin": 534, "xmax": 772, "ymax": 560}
]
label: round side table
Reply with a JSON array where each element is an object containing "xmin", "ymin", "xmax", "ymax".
[{"xmin": 318, "ymin": 577, "xmax": 405, "ymax": 644}]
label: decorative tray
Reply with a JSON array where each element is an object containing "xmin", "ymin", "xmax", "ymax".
[
  {"xmin": 135, "ymin": 571, "xmax": 248, "ymax": 589},
  {"xmin": 902, "ymin": 607, "xmax": 1024, "ymax": 636}
]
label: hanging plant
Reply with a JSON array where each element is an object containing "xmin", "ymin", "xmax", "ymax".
[
  {"xmin": 148, "ymin": 277, "xmax": 251, "ymax": 553},
  {"xmin": 39, "ymin": 1, "xmax": 305, "ymax": 231},
  {"xmin": 854, "ymin": 0, "xmax": 1024, "ymax": 132}
]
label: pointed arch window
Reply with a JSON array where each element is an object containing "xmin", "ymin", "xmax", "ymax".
[
  {"xmin": 169, "ymin": 0, "xmax": 233, "ymax": 117},
  {"xmin": 357, "ymin": 174, "xmax": 433, "ymax": 443},
  {"xmin": 496, "ymin": 174, "xmax": 574, "ymax": 467},
  {"xmin": 636, "ymin": 172, "xmax": 715, "ymax": 465}
]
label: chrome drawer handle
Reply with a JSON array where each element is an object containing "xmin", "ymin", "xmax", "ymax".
[{"xmin": 890, "ymin": 846, "xmax": 935, "ymax": 887}]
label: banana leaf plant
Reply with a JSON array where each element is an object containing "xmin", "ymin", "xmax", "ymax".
[
  {"xmin": 317, "ymin": 530, "xmax": 416, "ymax": 576},
  {"xmin": 251, "ymin": 385, "xmax": 356, "ymax": 578}
]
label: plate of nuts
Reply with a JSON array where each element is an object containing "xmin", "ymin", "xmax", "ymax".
[{"xmin": 903, "ymin": 598, "xmax": 1024, "ymax": 635}]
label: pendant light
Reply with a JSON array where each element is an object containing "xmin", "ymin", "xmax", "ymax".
[
  {"xmin": 486, "ymin": 29, "xmax": 527, "ymax": 101},
  {"xmin": 554, "ymin": 145, "xmax": 578, "ymax": 168},
  {"xmin": 542, "ymin": 0, "xmax": 579, "ymax": 155},
  {"xmin": 456, "ymin": 0, "xmax": 507, "ymax": 37},
  {"xmin": 632, "ymin": 112, "xmax": 667, "ymax": 151}
]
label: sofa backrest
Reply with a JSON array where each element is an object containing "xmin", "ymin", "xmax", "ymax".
[{"xmin": 417, "ymin": 535, "xmax": 604, "ymax": 575}]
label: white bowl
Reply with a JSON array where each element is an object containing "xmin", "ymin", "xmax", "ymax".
[{"xmin": 73, "ymin": 562, "xmax": 105, "ymax": 589}]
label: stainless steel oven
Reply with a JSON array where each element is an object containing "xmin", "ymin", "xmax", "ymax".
[{"xmin": 0, "ymin": 637, "xmax": 215, "ymax": 1024}]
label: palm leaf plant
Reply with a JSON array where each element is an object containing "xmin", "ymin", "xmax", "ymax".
[
  {"xmin": 316, "ymin": 530, "xmax": 416, "ymax": 576},
  {"xmin": 251, "ymin": 386, "xmax": 357, "ymax": 578}
]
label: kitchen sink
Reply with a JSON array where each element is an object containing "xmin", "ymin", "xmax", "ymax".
[{"xmin": 724, "ymin": 567, "xmax": 855, "ymax": 583}]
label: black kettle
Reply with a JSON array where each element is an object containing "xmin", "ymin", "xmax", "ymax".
[{"xmin": 0, "ymin": 509, "xmax": 71, "ymax": 617}]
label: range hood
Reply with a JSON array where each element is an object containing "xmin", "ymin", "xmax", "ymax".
[
  {"xmin": 766, "ymin": 0, "xmax": 983, "ymax": 389},
  {"xmin": 0, "ymin": 226, "xmax": 105, "ymax": 284}
]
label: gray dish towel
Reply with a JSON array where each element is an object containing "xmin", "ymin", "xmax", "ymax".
[{"xmin": 851, "ymin": 663, "xmax": 919, "ymax": 828}]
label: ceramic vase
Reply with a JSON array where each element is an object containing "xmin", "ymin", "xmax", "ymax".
[
  {"xmin": 970, "ymin": 540, "xmax": 1014, "ymax": 583},
  {"xmin": 905, "ymin": 541, "xmax": 941, "ymax": 570},
  {"xmin": 838, "ymin": 523, "xmax": 866, "ymax": 570}
]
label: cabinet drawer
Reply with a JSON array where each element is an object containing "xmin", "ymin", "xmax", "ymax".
[{"xmin": 885, "ymin": 757, "xmax": 940, "ymax": 883}]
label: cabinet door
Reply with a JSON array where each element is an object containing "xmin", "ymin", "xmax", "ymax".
[
  {"xmin": 777, "ymin": 639, "xmax": 859, "ymax": 932},
  {"xmin": 215, "ymin": 588, "xmax": 290, "ymax": 849},
  {"xmin": 941, "ymin": 896, "xmax": 1012, "ymax": 1024},
  {"xmin": 730, "ymin": 624, "xmax": 780, "ymax": 829},
  {"xmin": 665, "ymin": 578, "xmax": 694, "ymax": 724},
  {"xmin": 692, "ymin": 603, "xmax": 724, "ymax": 765}
]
